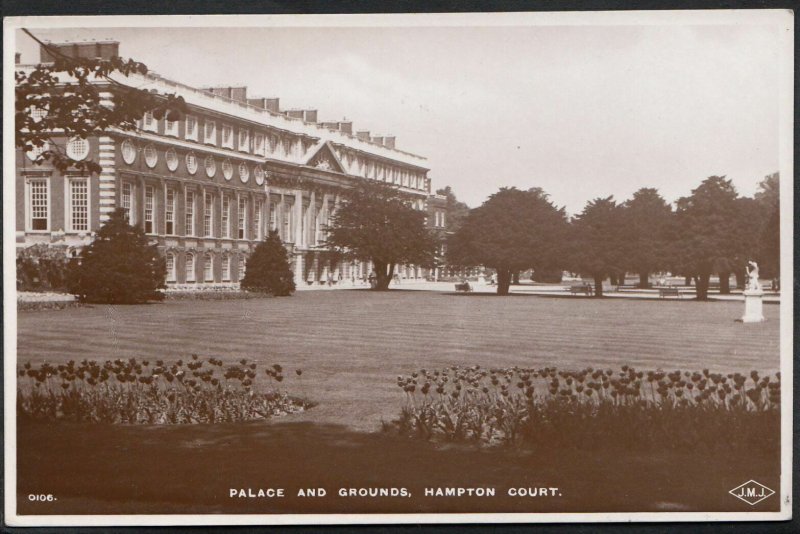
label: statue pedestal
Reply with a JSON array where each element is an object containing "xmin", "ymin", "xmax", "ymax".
[{"xmin": 741, "ymin": 289, "xmax": 766, "ymax": 323}]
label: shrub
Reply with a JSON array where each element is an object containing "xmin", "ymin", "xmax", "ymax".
[
  {"xmin": 16, "ymin": 244, "xmax": 73, "ymax": 292},
  {"xmin": 241, "ymin": 230, "xmax": 296, "ymax": 296},
  {"xmin": 17, "ymin": 356, "xmax": 313, "ymax": 424},
  {"xmin": 387, "ymin": 364, "xmax": 780, "ymax": 452},
  {"xmin": 66, "ymin": 209, "xmax": 166, "ymax": 303}
]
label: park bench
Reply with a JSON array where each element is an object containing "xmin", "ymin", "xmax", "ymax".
[
  {"xmin": 455, "ymin": 282, "xmax": 473, "ymax": 292},
  {"xmin": 568, "ymin": 285, "xmax": 593, "ymax": 296},
  {"xmin": 658, "ymin": 287, "xmax": 681, "ymax": 298}
]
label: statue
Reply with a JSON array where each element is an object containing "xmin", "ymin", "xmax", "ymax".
[{"xmin": 746, "ymin": 261, "xmax": 762, "ymax": 292}]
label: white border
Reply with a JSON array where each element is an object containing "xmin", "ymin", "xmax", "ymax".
[{"xmin": 3, "ymin": 10, "xmax": 794, "ymax": 527}]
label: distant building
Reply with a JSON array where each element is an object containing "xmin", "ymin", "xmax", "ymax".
[{"xmin": 16, "ymin": 40, "xmax": 433, "ymax": 289}]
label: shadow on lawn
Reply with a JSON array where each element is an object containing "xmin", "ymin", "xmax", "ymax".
[{"xmin": 17, "ymin": 418, "xmax": 779, "ymax": 515}]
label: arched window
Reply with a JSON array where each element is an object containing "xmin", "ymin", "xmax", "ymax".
[
  {"xmin": 185, "ymin": 253, "xmax": 195, "ymax": 283},
  {"xmin": 166, "ymin": 252, "xmax": 176, "ymax": 282},
  {"xmin": 204, "ymin": 253, "xmax": 214, "ymax": 282}
]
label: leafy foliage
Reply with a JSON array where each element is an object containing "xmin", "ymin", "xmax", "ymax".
[
  {"xmin": 435, "ymin": 185, "xmax": 471, "ymax": 234},
  {"xmin": 447, "ymin": 187, "xmax": 568, "ymax": 295},
  {"xmin": 620, "ymin": 188, "xmax": 674, "ymax": 287},
  {"xmin": 241, "ymin": 230, "xmax": 296, "ymax": 296},
  {"xmin": 15, "ymin": 29, "xmax": 186, "ymax": 174},
  {"xmin": 66, "ymin": 209, "xmax": 166, "ymax": 303},
  {"xmin": 326, "ymin": 181, "xmax": 436, "ymax": 290},
  {"xmin": 16, "ymin": 244, "xmax": 72, "ymax": 292},
  {"xmin": 568, "ymin": 196, "xmax": 626, "ymax": 297}
]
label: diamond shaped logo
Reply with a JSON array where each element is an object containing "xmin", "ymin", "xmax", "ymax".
[{"xmin": 729, "ymin": 480, "xmax": 775, "ymax": 505}]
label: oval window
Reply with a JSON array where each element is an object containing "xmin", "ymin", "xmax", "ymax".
[
  {"xmin": 121, "ymin": 139, "xmax": 136, "ymax": 164},
  {"xmin": 222, "ymin": 159, "xmax": 233, "ymax": 181},
  {"xmin": 143, "ymin": 144, "xmax": 158, "ymax": 168},
  {"xmin": 205, "ymin": 156, "xmax": 216, "ymax": 178},
  {"xmin": 165, "ymin": 148, "xmax": 179, "ymax": 171},
  {"xmin": 239, "ymin": 163, "xmax": 250, "ymax": 183},
  {"xmin": 66, "ymin": 137, "xmax": 90, "ymax": 161},
  {"xmin": 185, "ymin": 152, "xmax": 198, "ymax": 174},
  {"xmin": 254, "ymin": 166, "xmax": 265, "ymax": 186}
]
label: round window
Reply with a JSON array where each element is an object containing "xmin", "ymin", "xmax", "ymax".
[
  {"xmin": 254, "ymin": 166, "xmax": 265, "ymax": 186},
  {"xmin": 186, "ymin": 152, "xmax": 198, "ymax": 175},
  {"xmin": 26, "ymin": 141, "xmax": 49, "ymax": 162},
  {"xmin": 205, "ymin": 156, "xmax": 216, "ymax": 178},
  {"xmin": 144, "ymin": 144, "xmax": 158, "ymax": 168},
  {"xmin": 222, "ymin": 159, "xmax": 233, "ymax": 181},
  {"xmin": 66, "ymin": 137, "xmax": 90, "ymax": 161},
  {"xmin": 121, "ymin": 139, "xmax": 136, "ymax": 164},
  {"xmin": 165, "ymin": 148, "xmax": 179, "ymax": 171},
  {"xmin": 239, "ymin": 163, "xmax": 250, "ymax": 183}
]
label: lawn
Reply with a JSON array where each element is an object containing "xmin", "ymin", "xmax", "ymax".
[
  {"xmin": 14, "ymin": 290, "xmax": 782, "ymax": 516},
  {"xmin": 17, "ymin": 290, "xmax": 780, "ymax": 431}
]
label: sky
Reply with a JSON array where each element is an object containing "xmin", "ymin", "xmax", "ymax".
[{"xmin": 15, "ymin": 19, "xmax": 785, "ymax": 214}]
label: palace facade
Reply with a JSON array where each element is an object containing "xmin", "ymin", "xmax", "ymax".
[{"xmin": 15, "ymin": 41, "xmax": 433, "ymax": 289}]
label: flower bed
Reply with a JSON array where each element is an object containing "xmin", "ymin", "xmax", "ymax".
[
  {"xmin": 387, "ymin": 365, "xmax": 780, "ymax": 451},
  {"xmin": 17, "ymin": 356, "xmax": 313, "ymax": 424}
]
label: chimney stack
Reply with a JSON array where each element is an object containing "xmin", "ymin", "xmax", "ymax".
[
  {"xmin": 40, "ymin": 40, "xmax": 120, "ymax": 63},
  {"xmin": 338, "ymin": 121, "xmax": 353, "ymax": 135},
  {"xmin": 286, "ymin": 109, "xmax": 304, "ymax": 120},
  {"xmin": 356, "ymin": 130, "xmax": 371, "ymax": 141},
  {"xmin": 248, "ymin": 97, "xmax": 281, "ymax": 113},
  {"xmin": 205, "ymin": 86, "xmax": 248, "ymax": 103},
  {"xmin": 304, "ymin": 109, "xmax": 318, "ymax": 123},
  {"xmin": 320, "ymin": 121, "xmax": 339, "ymax": 130},
  {"xmin": 384, "ymin": 136, "xmax": 396, "ymax": 149},
  {"xmin": 371, "ymin": 136, "xmax": 384, "ymax": 146}
]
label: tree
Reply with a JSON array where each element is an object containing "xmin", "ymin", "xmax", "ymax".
[
  {"xmin": 241, "ymin": 230, "xmax": 296, "ymax": 296},
  {"xmin": 672, "ymin": 176, "xmax": 741, "ymax": 301},
  {"xmin": 16, "ymin": 29, "xmax": 186, "ymax": 174},
  {"xmin": 755, "ymin": 173, "xmax": 780, "ymax": 281},
  {"xmin": 66, "ymin": 209, "xmax": 166, "ymax": 303},
  {"xmin": 447, "ymin": 187, "xmax": 569, "ymax": 295},
  {"xmin": 325, "ymin": 181, "xmax": 436, "ymax": 291},
  {"xmin": 620, "ymin": 188, "xmax": 673, "ymax": 288},
  {"xmin": 569, "ymin": 196, "xmax": 626, "ymax": 297}
]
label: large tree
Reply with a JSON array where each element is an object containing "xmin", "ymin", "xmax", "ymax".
[
  {"xmin": 435, "ymin": 185, "xmax": 471, "ymax": 234},
  {"xmin": 620, "ymin": 188, "xmax": 673, "ymax": 288},
  {"xmin": 66, "ymin": 209, "xmax": 166, "ymax": 303},
  {"xmin": 569, "ymin": 196, "xmax": 626, "ymax": 297},
  {"xmin": 325, "ymin": 181, "xmax": 436, "ymax": 291},
  {"xmin": 755, "ymin": 173, "xmax": 780, "ymax": 281},
  {"xmin": 447, "ymin": 187, "xmax": 569, "ymax": 295},
  {"xmin": 16, "ymin": 29, "xmax": 186, "ymax": 174},
  {"xmin": 672, "ymin": 176, "xmax": 742, "ymax": 301}
]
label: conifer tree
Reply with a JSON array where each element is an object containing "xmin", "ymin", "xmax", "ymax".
[
  {"xmin": 241, "ymin": 230, "xmax": 296, "ymax": 296},
  {"xmin": 67, "ymin": 209, "xmax": 166, "ymax": 303}
]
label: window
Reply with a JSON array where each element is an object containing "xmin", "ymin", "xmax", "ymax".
[
  {"xmin": 204, "ymin": 192, "xmax": 214, "ymax": 237},
  {"xmin": 165, "ymin": 148, "xmax": 178, "ymax": 171},
  {"xmin": 205, "ymin": 156, "xmax": 216, "ymax": 178},
  {"xmin": 66, "ymin": 137, "xmax": 89, "ymax": 161},
  {"xmin": 204, "ymin": 120, "xmax": 216, "ymax": 144},
  {"xmin": 185, "ymin": 115, "xmax": 198, "ymax": 141},
  {"xmin": 254, "ymin": 200, "xmax": 263, "ymax": 240},
  {"xmin": 222, "ymin": 125, "xmax": 233, "ymax": 148},
  {"xmin": 185, "ymin": 190, "xmax": 195, "ymax": 236},
  {"xmin": 204, "ymin": 253, "xmax": 214, "ymax": 282},
  {"xmin": 143, "ymin": 111, "xmax": 155, "ymax": 131},
  {"xmin": 144, "ymin": 144, "xmax": 158, "ymax": 168},
  {"xmin": 238, "ymin": 129, "xmax": 249, "ymax": 152},
  {"xmin": 164, "ymin": 119, "xmax": 178, "ymax": 137},
  {"xmin": 238, "ymin": 196, "xmax": 248, "ymax": 239},
  {"xmin": 27, "ymin": 178, "xmax": 49, "ymax": 231},
  {"xmin": 185, "ymin": 253, "xmax": 195, "ymax": 282},
  {"xmin": 166, "ymin": 253, "xmax": 176, "ymax": 282},
  {"xmin": 239, "ymin": 163, "xmax": 249, "ymax": 183},
  {"xmin": 165, "ymin": 188, "xmax": 176, "ymax": 235},
  {"xmin": 269, "ymin": 204, "xmax": 276, "ymax": 231},
  {"xmin": 221, "ymin": 195, "xmax": 231, "ymax": 238},
  {"xmin": 222, "ymin": 159, "xmax": 233, "ymax": 181},
  {"xmin": 441, "ymin": 211, "xmax": 446, "ymax": 228},
  {"xmin": 121, "ymin": 139, "xmax": 136, "ymax": 164},
  {"xmin": 185, "ymin": 152, "xmax": 198, "ymax": 174},
  {"xmin": 238, "ymin": 256, "xmax": 246, "ymax": 281},
  {"xmin": 282, "ymin": 203, "xmax": 292, "ymax": 241},
  {"xmin": 144, "ymin": 186, "xmax": 155, "ymax": 234},
  {"xmin": 121, "ymin": 182, "xmax": 134, "ymax": 224},
  {"xmin": 253, "ymin": 133, "xmax": 265, "ymax": 156},
  {"xmin": 254, "ymin": 166, "xmax": 265, "ymax": 185},
  {"xmin": 26, "ymin": 140, "xmax": 49, "ymax": 162},
  {"xmin": 67, "ymin": 178, "xmax": 89, "ymax": 232},
  {"xmin": 222, "ymin": 256, "xmax": 231, "ymax": 281}
]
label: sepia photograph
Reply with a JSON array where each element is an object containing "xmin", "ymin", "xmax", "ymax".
[{"xmin": 3, "ymin": 10, "xmax": 793, "ymax": 526}]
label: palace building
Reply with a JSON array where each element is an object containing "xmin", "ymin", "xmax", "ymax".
[{"xmin": 15, "ymin": 40, "xmax": 433, "ymax": 289}]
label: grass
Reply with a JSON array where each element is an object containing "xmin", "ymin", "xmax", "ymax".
[
  {"xmin": 17, "ymin": 290, "xmax": 780, "ymax": 432},
  {"xmin": 14, "ymin": 291, "xmax": 782, "ymax": 515}
]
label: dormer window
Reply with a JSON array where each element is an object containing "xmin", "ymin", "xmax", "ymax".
[
  {"xmin": 222, "ymin": 125, "xmax": 234, "ymax": 149},
  {"xmin": 185, "ymin": 115, "xmax": 198, "ymax": 141},
  {"xmin": 238, "ymin": 129, "xmax": 249, "ymax": 152},
  {"xmin": 164, "ymin": 118, "xmax": 178, "ymax": 137},
  {"xmin": 204, "ymin": 120, "xmax": 216, "ymax": 145},
  {"xmin": 253, "ymin": 133, "xmax": 265, "ymax": 156},
  {"xmin": 143, "ymin": 111, "xmax": 157, "ymax": 132}
]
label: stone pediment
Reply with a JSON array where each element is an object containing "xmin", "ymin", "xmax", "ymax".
[{"xmin": 305, "ymin": 141, "xmax": 346, "ymax": 174}]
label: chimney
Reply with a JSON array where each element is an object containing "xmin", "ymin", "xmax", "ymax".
[
  {"xmin": 287, "ymin": 109, "xmax": 304, "ymax": 120},
  {"xmin": 41, "ymin": 40, "xmax": 120, "ymax": 63},
  {"xmin": 384, "ymin": 136, "xmax": 396, "ymax": 149},
  {"xmin": 356, "ymin": 130, "xmax": 370, "ymax": 141},
  {"xmin": 304, "ymin": 109, "xmax": 318, "ymax": 123},
  {"xmin": 338, "ymin": 121, "xmax": 353, "ymax": 135},
  {"xmin": 265, "ymin": 98, "xmax": 280, "ymax": 113},
  {"xmin": 230, "ymin": 87, "xmax": 247, "ymax": 103},
  {"xmin": 371, "ymin": 136, "xmax": 384, "ymax": 146},
  {"xmin": 248, "ymin": 97, "xmax": 266, "ymax": 108},
  {"xmin": 320, "ymin": 121, "xmax": 339, "ymax": 130},
  {"xmin": 15, "ymin": 52, "xmax": 21, "ymax": 64}
]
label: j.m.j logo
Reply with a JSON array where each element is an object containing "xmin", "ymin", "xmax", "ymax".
[{"xmin": 728, "ymin": 480, "xmax": 775, "ymax": 505}]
